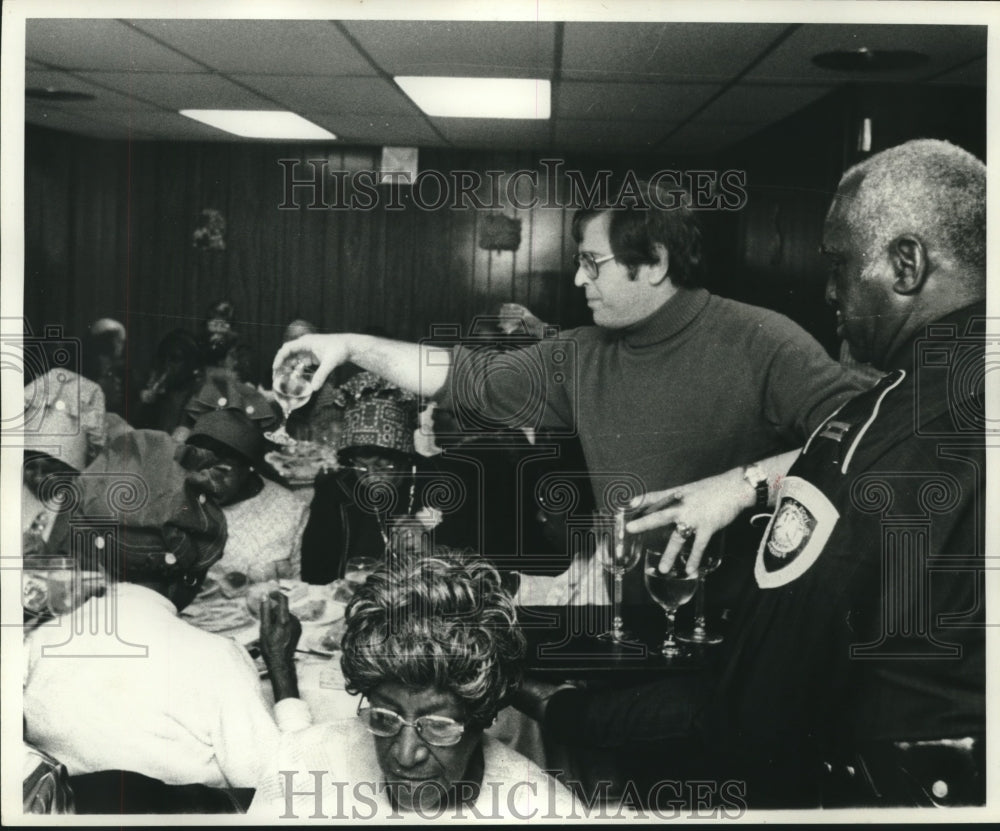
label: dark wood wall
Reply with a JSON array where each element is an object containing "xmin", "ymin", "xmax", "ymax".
[
  {"xmin": 711, "ymin": 83, "xmax": 986, "ymax": 356},
  {"xmin": 24, "ymin": 82, "xmax": 984, "ymax": 384},
  {"xmin": 25, "ymin": 126, "xmax": 706, "ymax": 384}
]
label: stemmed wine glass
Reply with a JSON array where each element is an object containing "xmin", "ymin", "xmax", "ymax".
[
  {"xmin": 266, "ymin": 350, "xmax": 317, "ymax": 446},
  {"xmin": 643, "ymin": 543, "xmax": 700, "ymax": 660},
  {"xmin": 676, "ymin": 545, "xmax": 723, "ymax": 646},
  {"xmin": 595, "ymin": 508, "xmax": 643, "ymax": 644}
]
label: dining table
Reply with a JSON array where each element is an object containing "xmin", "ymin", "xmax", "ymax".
[
  {"xmin": 181, "ymin": 574, "xmax": 718, "ymax": 773},
  {"xmin": 519, "ymin": 603, "xmax": 716, "ymax": 681}
]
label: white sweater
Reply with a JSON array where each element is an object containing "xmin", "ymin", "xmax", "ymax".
[
  {"xmin": 23, "ymin": 582, "xmax": 309, "ymax": 788},
  {"xmin": 250, "ymin": 717, "xmax": 579, "ymax": 821}
]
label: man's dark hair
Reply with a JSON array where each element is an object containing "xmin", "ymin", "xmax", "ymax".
[{"xmin": 571, "ymin": 180, "xmax": 703, "ymax": 287}]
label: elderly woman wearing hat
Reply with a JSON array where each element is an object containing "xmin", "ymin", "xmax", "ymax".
[
  {"xmin": 184, "ymin": 407, "xmax": 308, "ymax": 583},
  {"xmin": 299, "ymin": 372, "xmax": 428, "ymax": 585},
  {"xmin": 21, "ymin": 369, "xmax": 107, "ymax": 563},
  {"xmin": 22, "ymin": 429, "xmax": 311, "ymax": 791},
  {"xmin": 250, "ymin": 549, "xmax": 574, "ymax": 819}
]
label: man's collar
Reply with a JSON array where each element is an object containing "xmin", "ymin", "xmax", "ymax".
[
  {"xmin": 882, "ymin": 299, "xmax": 987, "ymax": 373},
  {"xmin": 619, "ymin": 287, "xmax": 711, "ymax": 348}
]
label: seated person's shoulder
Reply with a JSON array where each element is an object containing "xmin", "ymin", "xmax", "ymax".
[
  {"xmin": 259, "ymin": 477, "xmax": 308, "ymax": 511},
  {"xmin": 176, "ymin": 618, "xmax": 258, "ymax": 671},
  {"xmin": 482, "ymin": 734, "xmax": 574, "ymax": 803}
]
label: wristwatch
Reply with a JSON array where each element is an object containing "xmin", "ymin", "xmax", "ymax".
[{"xmin": 742, "ymin": 463, "xmax": 769, "ymax": 509}]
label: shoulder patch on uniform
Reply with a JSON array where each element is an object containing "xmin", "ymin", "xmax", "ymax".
[{"xmin": 755, "ymin": 476, "xmax": 839, "ymax": 589}]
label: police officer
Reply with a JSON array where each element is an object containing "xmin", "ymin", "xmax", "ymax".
[{"xmin": 530, "ymin": 139, "xmax": 988, "ymax": 809}]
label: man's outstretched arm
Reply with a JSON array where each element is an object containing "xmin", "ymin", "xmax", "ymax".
[{"xmin": 273, "ymin": 333, "xmax": 451, "ymax": 399}]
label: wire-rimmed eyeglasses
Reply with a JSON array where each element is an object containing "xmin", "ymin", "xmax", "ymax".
[
  {"xmin": 357, "ymin": 702, "xmax": 466, "ymax": 747},
  {"xmin": 573, "ymin": 251, "xmax": 616, "ymax": 279}
]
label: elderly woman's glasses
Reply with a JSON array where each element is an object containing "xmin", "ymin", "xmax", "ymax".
[
  {"xmin": 358, "ymin": 705, "xmax": 465, "ymax": 747},
  {"xmin": 573, "ymin": 251, "xmax": 616, "ymax": 279}
]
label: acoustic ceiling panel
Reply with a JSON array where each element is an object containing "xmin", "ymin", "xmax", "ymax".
[
  {"xmin": 556, "ymin": 80, "xmax": 717, "ymax": 121},
  {"xmin": 745, "ymin": 23, "xmax": 987, "ymax": 84},
  {"xmin": 234, "ymin": 75, "xmax": 420, "ymax": 116},
  {"xmin": 343, "ymin": 20, "xmax": 557, "ymax": 79},
  {"xmin": 129, "ymin": 19, "xmax": 378, "ymax": 76},
  {"xmin": 27, "ymin": 19, "xmax": 203, "ymax": 72},
  {"xmin": 561, "ymin": 22, "xmax": 790, "ymax": 83},
  {"xmin": 77, "ymin": 71, "xmax": 276, "ymax": 111}
]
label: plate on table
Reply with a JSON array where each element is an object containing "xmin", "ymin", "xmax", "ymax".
[
  {"xmin": 246, "ymin": 581, "xmax": 346, "ymax": 627},
  {"xmin": 182, "ymin": 599, "xmax": 254, "ymax": 633},
  {"xmin": 301, "ymin": 618, "xmax": 347, "ymax": 657}
]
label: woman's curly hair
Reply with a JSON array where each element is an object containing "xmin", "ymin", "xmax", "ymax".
[{"xmin": 340, "ymin": 548, "xmax": 526, "ymax": 727}]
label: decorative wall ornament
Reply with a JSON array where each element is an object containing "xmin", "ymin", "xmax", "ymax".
[
  {"xmin": 193, "ymin": 208, "xmax": 226, "ymax": 250},
  {"xmin": 478, "ymin": 213, "xmax": 522, "ymax": 252}
]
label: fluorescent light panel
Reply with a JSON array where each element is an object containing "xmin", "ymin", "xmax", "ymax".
[
  {"xmin": 395, "ymin": 77, "xmax": 550, "ymax": 119},
  {"xmin": 179, "ymin": 110, "xmax": 336, "ymax": 139}
]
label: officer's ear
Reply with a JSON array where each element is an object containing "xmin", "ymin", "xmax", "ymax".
[
  {"xmin": 648, "ymin": 243, "xmax": 670, "ymax": 287},
  {"xmin": 889, "ymin": 235, "xmax": 928, "ymax": 296}
]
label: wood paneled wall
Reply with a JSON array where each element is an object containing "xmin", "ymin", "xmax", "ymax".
[
  {"xmin": 710, "ymin": 83, "xmax": 986, "ymax": 356},
  {"xmin": 27, "ymin": 127, "xmax": 709, "ymax": 384},
  {"xmin": 24, "ymin": 83, "xmax": 983, "ymax": 388}
]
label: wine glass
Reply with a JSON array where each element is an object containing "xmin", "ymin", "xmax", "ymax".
[
  {"xmin": 595, "ymin": 508, "xmax": 643, "ymax": 644},
  {"xmin": 676, "ymin": 544, "xmax": 723, "ymax": 646},
  {"xmin": 266, "ymin": 350, "xmax": 317, "ymax": 446},
  {"xmin": 643, "ymin": 543, "xmax": 700, "ymax": 660}
]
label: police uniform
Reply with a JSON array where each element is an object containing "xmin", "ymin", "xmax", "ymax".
[{"xmin": 705, "ymin": 301, "xmax": 986, "ymax": 807}]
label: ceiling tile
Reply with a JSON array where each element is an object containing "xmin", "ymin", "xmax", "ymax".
[
  {"xmin": 694, "ymin": 84, "xmax": 832, "ymax": 125},
  {"xmin": 25, "ymin": 103, "xmax": 157, "ymax": 140},
  {"xmin": 234, "ymin": 75, "xmax": 419, "ymax": 116},
  {"xmin": 26, "ymin": 19, "xmax": 204, "ymax": 72},
  {"xmin": 658, "ymin": 122, "xmax": 764, "ymax": 154},
  {"xmin": 26, "ymin": 70, "xmax": 161, "ymax": 111},
  {"xmin": 305, "ymin": 113, "xmax": 444, "ymax": 146},
  {"xmin": 554, "ymin": 118, "xmax": 678, "ymax": 151},
  {"xmin": 343, "ymin": 20, "xmax": 556, "ymax": 78},
  {"xmin": 129, "ymin": 20, "xmax": 377, "ymax": 76},
  {"xmin": 928, "ymin": 56, "xmax": 986, "ymax": 86},
  {"xmin": 77, "ymin": 71, "xmax": 275, "ymax": 111},
  {"xmin": 85, "ymin": 108, "xmax": 267, "ymax": 141},
  {"xmin": 562, "ymin": 23, "xmax": 790, "ymax": 83},
  {"xmin": 433, "ymin": 117, "xmax": 550, "ymax": 149},
  {"xmin": 745, "ymin": 23, "xmax": 987, "ymax": 84},
  {"xmin": 556, "ymin": 81, "xmax": 716, "ymax": 121}
]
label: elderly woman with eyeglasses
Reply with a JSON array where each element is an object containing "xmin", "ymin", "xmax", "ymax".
[{"xmin": 250, "ymin": 549, "xmax": 575, "ymax": 819}]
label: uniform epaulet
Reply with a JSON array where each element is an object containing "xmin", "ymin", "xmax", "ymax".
[{"xmin": 802, "ymin": 369, "xmax": 906, "ymax": 474}]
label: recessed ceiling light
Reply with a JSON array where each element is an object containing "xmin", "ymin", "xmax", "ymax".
[
  {"xmin": 179, "ymin": 110, "xmax": 336, "ymax": 139},
  {"xmin": 395, "ymin": 77, "xmax": 551, "ymax": 119},
  {"xmin": 812, "ymin": 49, "xmax": 930, "ymax": 72},
  {"xmin": 26, "ymin": 87, "xmax": 95, "ymax": 102}
]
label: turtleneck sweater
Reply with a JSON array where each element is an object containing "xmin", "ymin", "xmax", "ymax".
[{"xmin": 439, "ymin": 288, "xmax": 866, "ymax": 599}]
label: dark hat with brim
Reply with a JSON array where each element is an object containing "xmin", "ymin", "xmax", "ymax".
[
  {"xmin": 186, "ymin": 408, "xmax": 264, "ymax": 466},
  {"xmin": 183, "ymin": 368, "xmax": 281, "ymax": 431},
  {"xmin": 53, "ymin": 429, "xmax": 229, "ymax": 582}
]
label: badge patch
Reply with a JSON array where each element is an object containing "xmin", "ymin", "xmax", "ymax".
[{"xmin": 755, "ymin": 476, "xmax": 839, "ymax": 589}]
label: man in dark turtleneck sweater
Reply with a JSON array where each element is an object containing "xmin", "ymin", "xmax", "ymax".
[
  {"xmin": 274, "ymin": 177, "xmax": 868, "ymax": 800},
  {"xmin": 278, "ymin": 181, "xmax": 864, "ymax": 601}
]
